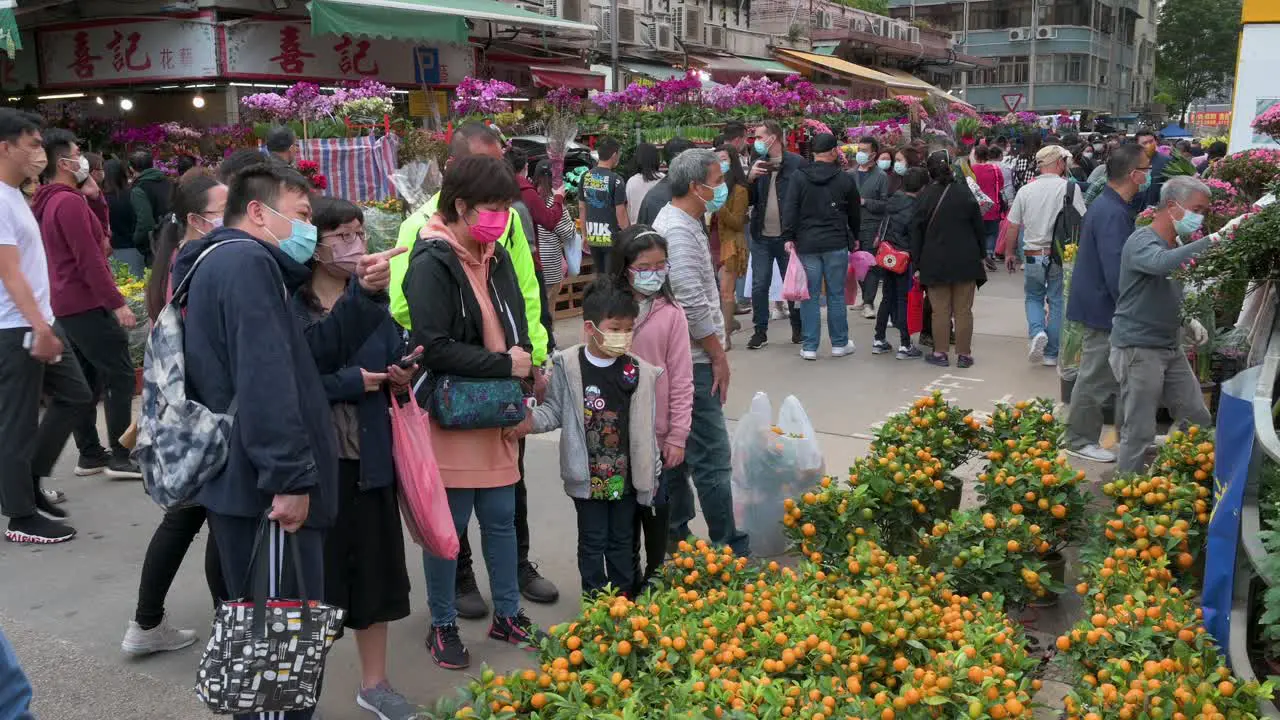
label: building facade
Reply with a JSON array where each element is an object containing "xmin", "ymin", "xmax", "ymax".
[{"xmin": 887, "ymin": 0, "xmax": 1156, "ymax": 117}]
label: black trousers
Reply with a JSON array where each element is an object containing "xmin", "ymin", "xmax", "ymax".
[
  {"xmin": 0, "ymin": 325, "xmax": 93, "ymax": 519},
  {"xmin": 60, "ymin": 309, "xmax": 135, "ymax": 459},
  {"xmin": 457, "ymin": 440, "xmax": 530, "ymax": 582},
  {"xmin": 574, "ymin": 496, "xmax": 637, "ymax": 595},
  {"xmin": 874, "ymin": 267, "xmax": 913, "ymax": 348},
  {"xmin": 632, "ymin": 502, "xmax": 670, "ymax": 595},
  {"xmin": 134, "ymin": 505, "xmax": 227, "ymax": 629}
]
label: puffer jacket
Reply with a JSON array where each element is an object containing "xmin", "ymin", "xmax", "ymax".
[{"xmin": 880, "ymin": 191, "xmax": 919, "ymax": 251}]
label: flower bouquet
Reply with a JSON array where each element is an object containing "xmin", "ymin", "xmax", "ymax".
[
  {"xmin": 296, "ymin": 160, "xmax": 328, "ymax": 192},
  {"xmin": 544, "ymin": 87, "xmax": 580, "ymax": 190},
  {"xmin": 452, "ymin": 77, "xmax": 518, "ymax": 119}
]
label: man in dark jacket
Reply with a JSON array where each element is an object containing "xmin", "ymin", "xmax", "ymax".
[
  {"xmin": 780, "ymin": 133, "xmax": 859, "ymax": 361},
  {"xmin": 266, "ymin": 125, "xmax": 298, "ymax": 168},
  {"xmin": 32, "ymin": 129, "xmax": 140, "ymax": 480},
  {"xmin": 746, "ymin": 120, "xmax": 806, "ymax": 350},
  {"xmin": 175, "ymin": 166, "xmax": 397, "ymax": 717},
  {"xmin": 128, "ymin": 150, "xmax": 171, "ymax": 262}
]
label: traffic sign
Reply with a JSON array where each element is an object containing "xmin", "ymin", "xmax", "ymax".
[{"xmin": 1002, "ymin": 93, "xmax": 1024, "ymax": 112}]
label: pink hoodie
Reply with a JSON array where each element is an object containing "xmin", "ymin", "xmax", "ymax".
[{"xmin": 629, "ymin": 294, "xmax": 693, "ymax": 448}]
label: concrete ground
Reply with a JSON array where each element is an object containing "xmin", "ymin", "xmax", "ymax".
[{"xmin": 0, "ymin": 270, "xmax": 1098, "ymax": 719}]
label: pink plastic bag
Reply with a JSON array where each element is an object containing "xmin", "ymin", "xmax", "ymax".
[
  {"xmin": 781, "ymin": 247, "xmax": 809, "ymax": 301},
  {"xmin": 389, "ymin": 394, "xmax": 459, "ymax": 559},
  {"xmin": 849, "ymin": 250, "xmax": 876, "ymax": 282}
]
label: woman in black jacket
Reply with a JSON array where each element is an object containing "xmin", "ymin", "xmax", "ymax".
[
  {"xmin": 402, "ymin": 155, "xmax": 544, "ymax": 672},
  {"xmin": 910, "ymin": 151, "xmax": 987, "ymax": 369}
]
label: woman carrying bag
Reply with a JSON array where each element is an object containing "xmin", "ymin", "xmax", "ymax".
[{"xmin": 911, "ymin": 151, "xmax": 987, "ymax": 369}]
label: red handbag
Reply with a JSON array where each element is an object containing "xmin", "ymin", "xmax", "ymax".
[{"xmin": 875, "ymin": 242, "xmax": 911, "ymax": 274}]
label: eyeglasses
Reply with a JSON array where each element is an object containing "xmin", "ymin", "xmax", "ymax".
[{"xmin": 321, "ymin": 231, "xmax": 365, "ymax": 243}]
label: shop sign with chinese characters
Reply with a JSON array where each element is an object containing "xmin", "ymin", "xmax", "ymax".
[
  {"xmin": 37, "ymin": 16, "xmax": 219, "ymax": 88},
  {"xmin": 220, "ymin": 20, "xmax": 475, "ymax": 86}
]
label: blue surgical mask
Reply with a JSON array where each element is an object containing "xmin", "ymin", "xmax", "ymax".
[
  {"xmin": 629, "ymin": 268, "xmax": 668, "ymax": 295},
  {"xmin": 720, "ymin": 160, "xmax": 731, "ymax": 174},
  {"xmin": 264, "ymin": 204, "xmax": 318, "ymax": 264},
  {"xmin": 1174, "ymin": 203, "xmax": 1204, "ymax": 236},
  {"xmin": 877, "ymin": 159, "xmax": 892, "ymax": 172},
  {"xmin": 855, "ymin": 151, "xmax": 870, "ymax": 166},
  {"xmin": 753, "ymin": 140, "xmax": 769, "ymax": 156},
  {"xmin": 1138, "ymin": 170, "xmax": 1152, "ymax": 192},
  {"xmin": 701, "ymin": 182, "xmax": 729, "ymax": 213},
  {"xmin": 893, "ymin": 161, "xmax": 908, "ymax": 176}
]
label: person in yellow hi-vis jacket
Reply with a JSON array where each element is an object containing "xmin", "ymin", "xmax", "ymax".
[{"xmin": 387, "ymin": 121, "xmax": 561, "ymax": 618}]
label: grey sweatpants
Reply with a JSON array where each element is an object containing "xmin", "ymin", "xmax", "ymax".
[
  {"xmin": 1109, "ymin": 346, "xmax": 1212, "ymax": 473},
  {"xmin": 1065, "ymin": 328, "xmax": 1121, "ymax": 450}
]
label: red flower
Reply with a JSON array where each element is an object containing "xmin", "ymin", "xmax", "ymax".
[{"xmin": 310, "ymin": 173, "xmax": 328, "ymax": 191}]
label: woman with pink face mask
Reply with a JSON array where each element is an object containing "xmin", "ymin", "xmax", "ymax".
[
  {"xmin": 292, "ymin": 197, "xmax": 420, "ymax": 717},
  {"xmin": 401, "ymin": 155, "xmax": 546, "ymax": 671}
]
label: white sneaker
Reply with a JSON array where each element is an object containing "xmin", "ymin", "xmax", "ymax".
[
  {"xmin": 1028, "ymin": 331, "xmax": 1048, "ymax": 364},
  {"xmin": 862, "ymin": 304, "xmax": 877, "ymax": 319},
  {"xmin": 800, "ymin": 349, "xmax": 818, "ymax": 361},
  {"xmin": 1042, "ymin": 357, "xmax": 1058, "ymax": 367},
  {"xmin": 1066, "ymin": 444, "xmax": 1117, "ymax": 463},
  {"xmin": 121, "ymin": 616, "xmax": 198, "ymax": 656},
  {"xmin": 849, "ymin": 302, "xmax": 863, "ymax": 311},
  {"xmin": 831, "ymin": 341, "xmax": 857, "ymax": 358}
]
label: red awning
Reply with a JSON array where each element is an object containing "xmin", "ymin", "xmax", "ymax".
[{"xmin": 530, "ymin": 66, "xmax": 605, "ymax": 91}]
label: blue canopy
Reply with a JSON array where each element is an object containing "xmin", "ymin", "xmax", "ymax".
[{"xmin": 1161, "ymin": 123, "xmax": 1192, "ymax": 138}]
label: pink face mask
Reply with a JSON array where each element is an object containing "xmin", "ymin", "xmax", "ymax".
[
  {"xmin": 321, "ymin": 232, "xmax": 366, "ymax": 273},
  {"xmin": 468, "ymin": 209, "xmax": 508, "ymax": 245}
]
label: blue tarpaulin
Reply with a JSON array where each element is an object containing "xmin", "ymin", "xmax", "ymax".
[
  {"xmin": 1202, "ymin": 366, "xmax": 1259, "ymax": 648},
  {"xmin": 1161, "ymin": 123, "xmax": 1193, "ymax": 138}
]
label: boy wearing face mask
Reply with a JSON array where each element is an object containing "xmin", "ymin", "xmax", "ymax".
[
  {"xmin": 510, "ymin": 278, "xmax": 662, "ymax": 597},
  {"xmin": 32, "ymin": 128, "xmax": 141, "ymax": 480}
]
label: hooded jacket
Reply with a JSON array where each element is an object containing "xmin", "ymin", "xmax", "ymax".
[
  {"xmin": 530, "ymin": 345, "xmax": 662, "ymax": 507},
  {"xmin": 174, "ymin": 228, "xmax": 389, "ymax": 528},
  {"xmin": 130, "ymin": 168, "xmax": 172, "ymax": 251},
  {"xmin": 32, "ymin": 183, "xmax": 123, "ymax": 318},
  {"xmin": 781, "ymin": 160, "xmax": 861, "ymax": 255},
  {"xmin": 516, "ymin": 174, "xmax": 564, "ymax": 233},
  {"xmin": 880, "ymin": 191, "xmax": 919, "ymax": 252},
  {"xmin": 403, "ymin": 217, "xmax": 531, "ymax": 489}
]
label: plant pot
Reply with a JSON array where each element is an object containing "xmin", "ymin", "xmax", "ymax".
[
  {"xmin": 134, "ymin": 367, "xmax": 143, "ymax": 396},
  {"xmin": 1030, "ymin": 551, "xmax": 1066, "ymax": 608},
  {"xmin": 939, "ymin": 476, "xmax": 963, "ymax": 515}
]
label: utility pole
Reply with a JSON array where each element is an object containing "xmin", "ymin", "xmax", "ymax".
[
  {"xmin": 960, "ymin": 0, "xmax": 969, "ymax": 96},
  {"xmin": 1028, "ymin": 0, "xmax": 1038, "ymax": 111},
  {"xmin": 610, "ymin": 0, "xmax": 620, "ymax": 91}
]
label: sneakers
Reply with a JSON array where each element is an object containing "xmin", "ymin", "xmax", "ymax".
[
  {"xmin": 919, "ymin": 332, "xmax": 934, "ymax": 349},
  {"xmin": 984, "ymin": 257, "xmax": 998, "ymax": 272},
  {"xmin": 791, "ymin": 325, "xmax": 801, "ymax": 345},
  {"xmin": 871, "ymin": 340, "xmax": 893, "ymax": 355},
  {"xmin": 427, "ymin": 623, "xmax": 470, "ymax": 670},
  {"xmin": 35, "ymin": 486, "xmax": 68, "ymax": 519},
  {"xmin": 356, "ymin": 682, "xmax": 423, "ymax": 720},
  {"xmin": 861, "ymin": 304, "xmax": 876, "ymax": 319},
  {"xmin": 42, "ymin": 488, "xmax": 66, "ymax": 505},
  {"xmin": 121, "ymin": 616, "xmax": 197, "ymax": 656},
  {"xmin": 518, "ymin": 562, "xmax": 560, "ymax": 604},
  {"xmin": 1042, "ymin": 356, "xmax": 1059, "ymax": 367},
  {"xmin": 799, "ymin": 349, "xmax": 818, "ymax": 361},
  {"xmin": 925, "ymin": 352, "xmax": 950, "ymax": 367},
  {"xmin": 896, "ymin": 346, "xmax": 923, "ymax": 360},
  {"xmin": 454, "ymin": 572, "xmax": 489, "ymax": 620},
  {"xmin": 489, "ymin": 610, "xmax": 548, "ymax": 650},
  {"xmin": 106, "ymin": 455, "xmax": 143, "ymax": 480},
  {"xmin": 1067, "ymin": 444, "xmax": 1117, "ymax": 463},
  {"xmin": 746, "ymin": 331, "xmax": 768, "ymax": 350},
  {"xmin": 734, "ymin": 303, "xmax": 753, "ymax": 316},
  {"xmin": 5, "ymin": 515, "xmax": 75, "ymax": 544},
  {"xmin": 957, "ymin": 354, "xmax": 975, "ymax": 369},
  {"xmin": 831, "ymin": 341, "xmax": 856, "ymax": 358},
  {"xmin": 1028, "ymin": 331, "xmax": 1048, "ymax": 364},
  {"xmin": 74, "ymin": 449, "xmax": 109, "ymax": 477}
]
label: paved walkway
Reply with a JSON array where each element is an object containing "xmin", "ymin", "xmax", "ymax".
[{"xmin": 0, "ymin": 271, "xmax": 1089, "ymax": 719}]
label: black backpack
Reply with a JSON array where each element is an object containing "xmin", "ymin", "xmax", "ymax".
[{"xmin": 1050, "ymin": 182, "xmax": 1083, "ymax": 265}]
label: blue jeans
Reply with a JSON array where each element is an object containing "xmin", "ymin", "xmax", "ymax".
[
  {"xmin": 750, "ymin": 234, "xmax": 795, "ymax": 334},
  {"xmin": 424, "ymin": 485, "xmax": 520, "ymax": 626},
  {"xmin": 798, "ymin": 249, "xmax": 850, "ymax": 352},
  {"xmin": 0, "ymin": 627, "xmax": 32, "ymax": 720},
  {"xmin": 983, "ymin": 219, "xmax": 1001, "ymax": 257},
  {"xmin": 1024, "ymin": 256, "xmax": 1063, "ymax": 359},
  {"xmin": 667, "ymin": 363, "xmax": 750, "ymax": 556}
]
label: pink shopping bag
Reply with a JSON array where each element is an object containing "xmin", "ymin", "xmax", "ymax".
[
  {"xmin": 781, "ymin": 246, "xmax": 809, "ymax": 301},
  {"xmin": 389, "ymin": 393, "xmax": 459, "ymax": 559}
]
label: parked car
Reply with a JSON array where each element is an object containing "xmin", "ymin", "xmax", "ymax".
[{"xmin": 509, "ymin": 135, "xmax": 597, "ymax": 178}]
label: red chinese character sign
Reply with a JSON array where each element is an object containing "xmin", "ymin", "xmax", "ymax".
[
  {"xmin": 220, "ymin": 20, "xmax": 475, "ymax": 86},
  {"xmin": 38, "ymin": 16, "xmax": 218, "ymax": 88}
]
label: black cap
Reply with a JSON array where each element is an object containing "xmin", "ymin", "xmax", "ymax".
[{"xmin": 811, "ymin": 133, "xmax": 838, "ymax": 153}]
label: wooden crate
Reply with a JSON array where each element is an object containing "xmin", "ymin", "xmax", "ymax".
[{"xmin": 552, "ymin": 252, "xmax": 596, "ymax": 320}]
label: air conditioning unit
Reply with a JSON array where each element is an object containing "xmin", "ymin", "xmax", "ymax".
[
  {"xmin": 1036, "ymin": 26, "xmax": 1058, "ymax": 39},
  {"xmin": 890, "ymin": 22, "xmax": 908, "ymax": 40},
  {"xmin": 651, "ymin": 21, "xmax": 676, "ymax": 51},
  {"xmin": 907, "ymin": 26, "xmax": 920, "ymax": 43},
  {"xmin": 866, "ymin": 17, "xmax": 885, "ymax": 36},
  {"xmin": 671, "ymin": 5, "xmax": 704, "ymax": 44},
  {"xmin": 814, "ymin": 10, "xmax": 834, "ymax": 29},
  {"xmin": 852, "ymin": 18, "xmax": 867, "ymax": 33},
  {"xmin": 544, "ymin": 0, "xmax": 588, "ymax": 23},
  {"xmin": 1008, "ymin": 27, "xmax": 1028, "ymax": 41},
  {"xmin": 617, "ymin": 7, "xmax": 640, "ymax": 43},
  {"xmin": 707, "ymin": 25, "xmax": 728, "ymax": 48}
]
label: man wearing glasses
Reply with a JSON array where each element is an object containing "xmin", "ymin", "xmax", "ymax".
[{"xmin": 1063, "ymin": 144, "xmax": 1150, "ymax": 464}]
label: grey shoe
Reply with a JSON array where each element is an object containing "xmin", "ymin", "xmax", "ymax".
[
  {"xmin": 455, "ymin": 572, "xmax": 489, "ymax": 620},
  {"xmin": 519, "ymin": 562, "xmax": 560, "ymax": 604},
  {"xmin": 121, "ymin": 616, "xmax": 197, "ymax": 655},
  {"xmin": 357, "ymin": 683, "xmax": 424, "ymax": 720}
]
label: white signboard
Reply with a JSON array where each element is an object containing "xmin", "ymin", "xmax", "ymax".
[
  {"xmin": 38, "ymin": 16, "xmax": 219, "ymax": 89},
  {"xmin": 1229, "ymin": 24, "xmax": 1280, "ymax": 153},
  {"xmin": 220, "ymin": 20, "xmax": 476, "ymax": 87}
]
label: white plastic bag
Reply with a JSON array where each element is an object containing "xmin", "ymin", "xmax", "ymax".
[
  {"xmin": 390, "ymin": 160, "xmax": 441, "ymax": 212},
  {"xmin": 731, "ymin": 392, "xmax": 825, "ymax": 557},
  {"xmin": 564, "ymin": 230, "xmax": 584, "ymax": 277}
]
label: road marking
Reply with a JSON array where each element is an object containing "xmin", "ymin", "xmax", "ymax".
[{"xmin": 873, "ymin": 373, "xmax": 989, "ymax": 430}]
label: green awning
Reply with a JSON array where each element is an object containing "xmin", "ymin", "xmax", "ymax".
[
  {"xmin": 742, "ymin": 57, "xmax": 796, "ymax": 76},
  {"xmin": 812, "ymin": 44, "xmax": 839, "ymax": 56},
  {"xmin": 308, "ymin": 0, "xmax": 596, "ymax": 45},
  {"xmin": 621, "ymin": 61, "xmax": 686, "ymax": 82},
  {"xmin": 0, "ymin": 3, "xmax": 21, "ymax": 59}
]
